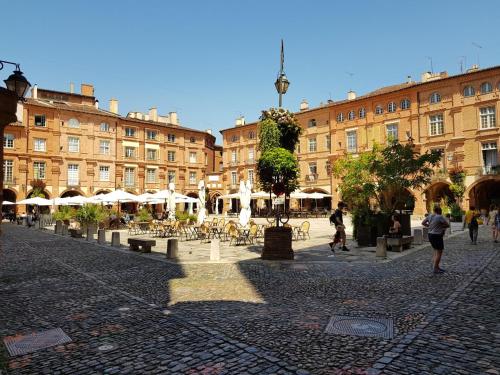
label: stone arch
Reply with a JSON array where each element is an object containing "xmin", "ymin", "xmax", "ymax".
[
  {"xmin": 300, "ymin": 187, "xmax": 331, "ymax": 211},
  {"xmin": 26, "ymin": 189, "xmax": 50, "ymax": 199},
  {"xmin": 60, "ymin": 188, "xmax": 85, "ymax": 198},
  {"xmin": 94, "ymin": 189, "xmax": 111, "ymax": 195},
  {"xmin": 466, "ymin": 176, "xmax": 500, "ymax": 211},
  {"xmin": 209, "ymin": 191, "xmax": 222, "ymax": 214},
  {"xmin": 423, "ymin": 182, "xmax": 453, "ymax": 212},
  {"xmin": 186, "ymin": 192, "xmax": 199, "ymax": 199},
  {"xmin": 2, "ymin": 189, "xmax": 17, "ymax": 215}
]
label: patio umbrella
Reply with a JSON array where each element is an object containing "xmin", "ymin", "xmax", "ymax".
[
  {"xmin": 197, "ymin": 180, "xmax": 207, "ymax": 224},
  {"xmin": 308, "ymin": 192, "xmax": 332, "ymax": 209},
  {"xmin": 239, "ymin": 180, "xmax": 252, "ymax": 227},
  {"xmin": 17, "ymin": 197, "xmax": 53, "ymax": 206},
  {"xmin": 251, "ymin": 191, "xmax": 276, "ymax": 199},
  {"xmin": 92, "ymin": 189, "xmax": 139, "ymax": 204},
  {"xmin": 167, "ymin": 183, "xmax": 177, "ymax": 220},
  {"xmin": 2, "ymin": 200, "xmax": 15, "ymax": 205}
]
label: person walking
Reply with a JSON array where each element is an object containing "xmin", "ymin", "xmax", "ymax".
[
  {"xmin": 422, "ymin": 205, "xmax": 450, "ymax": 274},
  {"xmin": 487, "ymin": 204, "xmax": 499, "ymax": 243},
  {"xmin": 464, "ymin": 205, "xmax": 479, "ymax": 245},
  {"xmin": 331, "ymin": 202, "xmax": 349, "ymax": 252}
]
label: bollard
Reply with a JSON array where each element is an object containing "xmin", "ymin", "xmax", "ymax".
[
  {"xmin": 111, "ymin": 232, "xmax": 121, "ymax": 247},
  {"xmin": 97, "ymin": 229, "xmax": 106, "ymax": 244},
  {"xmin": 210, "ymin": 239, "xmax": 220, "ymax": 261},
  {"xmin": 422, "ymin": 227, "xmax": 429, "ymax": 241},
  {"xmin": 413, "ymin": 228, "xmax": 423, "ymax": 245},
  {"xmin": 55, "ymin": 221, "xmax": 62, "ymax": 235},
  {"xmin": 62, "ymin": 224, "xmax": 69, "ymax": 236},
  {"xmin": 445, "ymin": 226, "xmax": 452, "ymax": 236},
  {"xmin": 166, "ymin": 238, "xmax": 178, "ymax": 259},
  {"xmin": 376, "ymin": 237, "xmax": 387, "ymax": 258},
  {"xmin": 86, "ymin": 227, "xmax": 94, "ymax": 241}
]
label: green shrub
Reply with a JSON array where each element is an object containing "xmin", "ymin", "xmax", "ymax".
[
  {"xmin": 449, "ymin": 203, "xmax": 464, "ymax": 221},
  {"xmin": 53, "ymin": 206, "xmax": 75, "ymax": 222},
  {"xmin": 175, "ymin": 211, "xmax": 197, "ymax": 222},
  {"xmin": 75, "ymin": 204, "xmax": 108, "ymax": 225},
  {"xmin": 137, "ymin": 207, "xmax": 152, "ymax": 222}
]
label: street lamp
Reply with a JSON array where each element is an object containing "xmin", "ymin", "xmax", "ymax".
[
  {"xmin": 274, "ymin": 40, "xmax": 290, "ymax": 108},
  {"xmin": 1, "ymin": 60, "xmax": 31, "ymax": 100}
]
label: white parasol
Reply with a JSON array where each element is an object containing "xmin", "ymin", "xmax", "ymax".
[
  {"xmin": 197, "ymin": 180, "xmax": 206, "ymax": 224},
  {"xmin": 167, "ymin": 183, "xmax": 177, "ymax": 220},
  {"xmin": 17, "ymin": 197, "xmax": 53, "ymax": 206},
  {"xmin": 239, "ymin": 180, "xmax": 252, "ymax": 227},
  {"xmin": 2, "ymin": 200, "xmax": 15, "ymax": 205}
]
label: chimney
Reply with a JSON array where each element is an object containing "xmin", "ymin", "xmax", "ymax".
[
  {"xmin": 235, "ymin": 117, "xmax": 241, "ymax": 126},
  {"xmin": 347, "ymin": 90, "xmax": 356, "ymax": 100},
  {"xmin": 70, "ymin": 82, "xmax": 75, "ymax": 93},
  {"xmin": 240, "ymin": 116, "xmax": 245, "ymax": 125},
  {"xmin": 467, "ymin": 64, "xmax": 480, "ymax": 73},
  {"xmin": 129, "ymin": 112, "xmax": 136, "ymax": 119},
  {"xmin": 94, "ymin": 99, "xmax": 99, "ymax": 109},
  {"xmin": 149, "ymin": 107, "xmax": 158, "ymax": 122},
  {"xmin": 32, "ymin": 84, "xmax": 38, "ymax": 99},
  {"xmin": 407, "ymin": 75, "xmax": 413, "ymax": 84},
  {"xmin": 169, "ymin": 111, "xmax": 178, "ymax": 125},
  {"xmin": 109, "ymin": 98, "xmax": 119, "ymax": 114},
  {"xmin": 81, "ymin": 83, "xmax": 94, "ymax": 96},
  {"xmin": 300, "ymin": 99, "xmax": 309, "ymax": 111},
  {"xmin": 206, "ymin": 129, "xmax": 212, "ymax": 134}
]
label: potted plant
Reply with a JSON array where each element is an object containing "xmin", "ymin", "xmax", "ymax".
[
  {"xmin": 53, "ymin": 206, "xmax": 75, "ymax": 226},
  {"xmin": 137, "ymin": 207, "xmax": 152, "ymax": 222},
  {"xmin": 75, "ymin": 204, "xmax": 107, "ymax": 237}
]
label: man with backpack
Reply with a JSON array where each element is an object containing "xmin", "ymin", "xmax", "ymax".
[
  {"xmin": 329, "ymin": 202, "xmax": 349, "ymax": 252},
  {"xmin": 464, "ymin": 205, "xmax": 480, "ymax": 245}
]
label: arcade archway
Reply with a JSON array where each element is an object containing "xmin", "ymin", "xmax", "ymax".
[{"xmin": 468, "ymin": 178, "xmax": 500, "ymax": 211}]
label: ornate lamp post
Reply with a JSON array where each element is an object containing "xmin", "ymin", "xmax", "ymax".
[
  {"xmin": 274, "ymin": 40, "xmax": 290, "ymax": 108},
  {"xmin": 0, "ymin": 60, "xmax": 30, "ymax": 231}
]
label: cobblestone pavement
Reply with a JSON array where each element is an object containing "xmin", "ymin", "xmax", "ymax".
[{"xmin": 0, "ymin": 224, "xmax": 499, "ymax": 374}]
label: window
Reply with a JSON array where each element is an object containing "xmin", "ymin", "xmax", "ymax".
[
  {"xmin": 308, "ymin": 119, "xmax": 317, "ymax": 128},
  {"xmin": 125, "ymin": 127, "xmax": 135, "ymax": 137},
  {"xmin": 146, "ymin": 168, "xmax": 157, "ymax": 183},
  {"xmin": 231, "ymin": 171, "xmax": 238, "ymax": 185},
  {"xmin": 463, "ymin": 86, "xmax": 475, "ymax": 97},
  {"xmin": 480, "ymin": 82, "xmax": 493, "ymax": 94},
  {"xmin": 482, "ymin": 142, "xmax": 498, "ymax": 173},
  {"xmin": 219, "ymin": 162, "xmax": 223, "ymax": 172},
  {"xmin": 326, "ymin": 135, "xmax": 331, "ymax": 150},
  {"xmin": 189, "ymin": 171, "xmax": 197, "ymax": 185},
  {"xmin": 167, "ymin": 150, "xmax": 176, "ymax": 162},
  {"xmin": 34, "ymin": 138, "xmax": 46, "ymax": 152},
  {"xmin": 387, "ymin": 102, "xmax": 397, "ymax": 113},
  {"xmin": 99, "ymin": 166, "xmax": 110, "ymax": 181},
  {"xmin": 4, "ymin": 134, "xmax": 14, "ymax": 148},
  {"xmin": 336, "ymin": 113, "xmax": 344, "ymax": 122},
  {"xmin": 34, "ymin": 162, "xmax": 46, "ymax": 179},
  {"xmin": 348, "ymin": 110, "xmax": 355, "ymax": 120},
  {"xmin": 346, "ymin": 130, "xmax": 357, "ymax": 152},
  {"xmin": 386, "ymin": 123, "xmax": 398, "ymax": 141},
  {"xmin": 430, "ymin": 92, "xmax": 441, "ymax": 104},
  {"xmin": 248, "ymin": 148, "xmax": 254, "ymax": 161},
  {"xmin": 68, "ymin": 118, "xmax": 80, "ymax": 128},
  {"xmin": 146, "ymin": 130, "xmax": 157, "ymax": 140},
  {"xmin": 189, "ymin": 136, "xmax": 195, "ymax": 143},
  {"xmin": 168, "ymin": 170, "xmax": 176, "ymax": 183},
  {"xmin": 248, "ymin": 169, "xmax": 254, "ymax": 185},
  {"xmin": 124, "ymin": 167, "xmax": 135, "ymax": 186},
  {"xmin": 34, "ymin": 115, "xmax": 46, "ymax": 127},
  {"xmin": 147, "ymin": 148, "xmax": 157, "ymax": 160},
  {"xmin": 359, "ymin": 107, "xmax": 366, "ymax": 118},
  {"xmin": 375, "ymin": 105, "xmax": 383, "ymax": 115},
  {"xmin": 480, "ymin": 107, "xmax": 496, "ymax": 129},
  {"xmin": 189, "ymin": 151, "xmax": 197, "ymax": 163},
  {"xmin": 167, "ymin": 133, "xmax": 176, "ymax": 142},
  {"xmin": 4, "ymin": 160, "xmax": 13, "ymax": 183},
  {"xmin": 248, "ymin": 131, "xmax": 256, "ymax": 139},
  {"xmin": 231, "ymin": 135, "xmax": 239, "ymax": 142},
  {"xmin": 124, "ymin": 146, "xmax": 135, "ymax": 158},
  {"xmin": 67, "ymin": 164, "xmax": 79, "ymax": 186},
  {"xmin": 308, "ymin": 162, "xmax": 317, "ymax": 175},
  {"xmin": 308, "ymin": 138, "xmax": 317, "ymax": 152},
  {"xmin": 100, "ymin": 122, "xmax": 110, "ymax": 132},
  {"xmin": 400, "ymin": 99, "xmax": 411, "ymax": 110},
  {"xmin": 429, "ymin": 114, "xmax": 444, "ymax": 135},
  {"xmin": 68, "ymin": 137, "xmax": 80, "ymax": 152},
  {"xmin": 325, "ymin": 160, "xmax": 332, "ymax": 176},
  {"xmin": 99, "ymin": 140, "xmax": 110, "ymax": 155},
  {"xmin": 231, "ymin": 150, "xmax": 237, "ymax": 163}
]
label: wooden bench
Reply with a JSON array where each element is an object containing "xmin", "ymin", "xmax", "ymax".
[
  {"xmin": 127, "ymin": 238, "xmax": 156, "ymax": 253},
  {"xmin": 386, "ymin": 235, "xmax": 414, "ymax": 252}
]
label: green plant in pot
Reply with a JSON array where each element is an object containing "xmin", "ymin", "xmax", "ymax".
[
  {"xmin": 137, "ymin": 207, "xmax": 152, "ymax": 222},
  {"xmin": 53, "ymin": 206, "xmax": 75, "ymax": 225},
  {"xmin": 75, "ymin": 204, "xmax": 107, "ymax": 234}
]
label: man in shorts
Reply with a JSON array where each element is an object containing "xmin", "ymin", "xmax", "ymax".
[{"xmin": 422, "ymin": 205, "xmax": 449, "ymax": 274}]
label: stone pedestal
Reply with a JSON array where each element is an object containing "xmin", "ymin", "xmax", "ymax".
[
  {"xmin": 55, "ymin": 220, "xmax": 63, "ymax": 235},
  {"xmin": 376, "ymin": 237, "xmax": 387, "ymax": 258},
  {"xmin": 97, "ymin": 229, "xmax": 106, "ymax": 244},
  {"xmin": 62, "ymin": 224, "xmax": 69, "ymax": 236},
  {"xmin": 166, "ymin": 238, "xmax": 178, "ymax": 259},
  {"xmin": 261, "ymin": 227, "xmax": 294, "ymax": 260},
  {"xmin": 210, "ymin": 239, "xmax": 220, "ymax": 261},
  {"xmin": 111, "ymin": 232, "xmax": 121, "ymax": 247},
  {"xmin": 413, "ymin": 228, "xmax": 423, "ymax": 245},
  {"xmin": 86, "ymin": 227, "xmax": 94, "ymax": 241},
  {"xmin": 422, "ymin": 227, "xmax": 429, "ymax": 241}
]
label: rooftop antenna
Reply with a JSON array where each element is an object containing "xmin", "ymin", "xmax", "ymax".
[
  {"xmin": 459, "ymin": 56, "xmax": 467, "ymax": 73},
  {"xmin": 346, "ymin": 71, "xmax": 354, "ymax": 91},
  {"xmin": 425, "ymin": 56, "xmax": 434, "ymax": 73},
  {"xmin": 472, "ymin": 42, "xmax": 482, "ymax": 67}
]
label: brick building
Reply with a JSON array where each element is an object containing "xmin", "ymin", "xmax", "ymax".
[{"xmin": 220, "ymin": 65, "xmax": 500, "ymax": 215}]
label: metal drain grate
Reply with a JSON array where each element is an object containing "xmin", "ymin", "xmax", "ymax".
[
  {"xmin": 3, "ymin": 328, "xmax": 72, "ymax": 356},
  {"xmin": 324, "ymin": 315, "xmax": 394, "ymax": 339}
]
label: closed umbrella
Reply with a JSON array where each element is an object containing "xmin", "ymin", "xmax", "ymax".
[{"xmin": 197, "ymin": 181, "xmax": 206, "ymax": 224}]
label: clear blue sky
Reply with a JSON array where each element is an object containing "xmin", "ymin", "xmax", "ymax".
[{"xmin": 2, "ymin": 0, "xmax": 499, "ymax": 143}]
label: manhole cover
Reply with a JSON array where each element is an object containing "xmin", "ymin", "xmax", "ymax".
[
  {"xmin": 324, "ymin": 316, "xmax": 394, "ymax": 339},
  {"xmin": 3, "ymin": 328, "xmax": 72, "ymax": 356}
]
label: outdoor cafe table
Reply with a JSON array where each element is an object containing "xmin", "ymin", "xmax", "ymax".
[
  {"xmin": 209, "ymin": 226, "xmax": 224, "ymax": 239},
  {"xmin": 137, "ymin": 221, "xmax": 150, "ymax": 233}
]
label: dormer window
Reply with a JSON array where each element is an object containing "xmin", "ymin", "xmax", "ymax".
[
  {"xmin": 336, "ymin": 113, "xmax": 344, "ymax": 122},
  {"xmin": 430, "ymin": 92, "xmax": 441, "ymax": 104},
  {"xmin": 463, "ymin": 86, "xmax": 475, "ymax": 97},
  {"xmin": 400, "ymin": 99, "xmax": 411, "ymax": 110},
  {"xmin": 375, "ymin": 105, "xmax": 383, "ymax": 115},
  {"xmin": 480, "ymin": 82, "xmax": 493, "ymax": 94},
  {"xmin": 307, "ymin": 119, "xmax": 317, "ymax": 128},
  {"xmin": 359, "ymin": 107, "xmax": 366, "ymax": 118},
  {"xmin": 347, "ymin": 110, "xmax": 355, "ymax": 120},
  {"xmin": 387, "ymin": 102, "xmax": 396, "ymax": 113},
  {"xmin": 68, "ymin": 118, "xmax": 80, "ymax": 128}
]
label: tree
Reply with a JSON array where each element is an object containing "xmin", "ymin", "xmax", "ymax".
[
  {"xmin": 448, "ymin": 167, "xmax": 466, "ymax": 204},
  {"xmin": 260, "ymin": 108, "xmax": 302, "ymax": 152},
  {"xmin": 258, "ymin": 118, "xmax": 280, "ymax": 153},
  {"xmin": 257, "ymin": 148, "xmax": 299, "ymax": 195}
]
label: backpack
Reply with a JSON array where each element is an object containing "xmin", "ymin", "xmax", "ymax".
[{"xmin": 329, "ymin": 213, "xmax": 335, "ymax": 224}]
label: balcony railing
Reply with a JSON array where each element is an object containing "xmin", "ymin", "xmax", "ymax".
[
  {"xmin": 306, "ymin": 173, "xmax": 318, "ymax": 183},
  {"xmin": 124, "ymin": 181, "xmax": 136, "ymax": 187},
  {"xmin": 245, "ymin": 159, "xmax": 255, "ymax": 165},
  {"xmin": 229, "ymin": 160, "xmax": 239, "ymax": 167},
  {"xmin": 480, "ymin": 165, "xmax": 500, "ymax": 175},
  {"xmin": 67, "ymin": 181, "xmax": 80, "ymax": 187}
]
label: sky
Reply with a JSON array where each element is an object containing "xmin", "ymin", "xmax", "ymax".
[{"xmin": 2, "ymin": 0, "xmax": 499, "ymax": 143}]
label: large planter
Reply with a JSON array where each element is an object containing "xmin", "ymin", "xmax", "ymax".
[
  {"xmin": 356, "ymin": 224, "xmax": 378, "ymax": 247},
  {"xmin": 261, "ymin": 226, "xmax": 294, "ymax": 260}
]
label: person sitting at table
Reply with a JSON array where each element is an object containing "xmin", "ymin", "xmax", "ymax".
[{"xmin": 388, "ymin": 214, "xmax": 402, "ymax": 238}]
